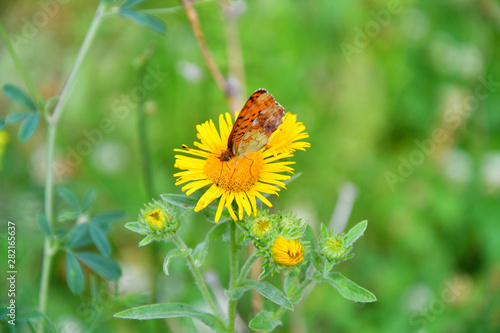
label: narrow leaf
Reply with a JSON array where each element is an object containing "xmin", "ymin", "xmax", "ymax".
[
  {"xmin": 36, "ymin": 211, "xmax": 51, "ymax": 236},
  {"xmin": 122, "ymin": 0, "xmax": 145, "ymax": 8},
  {"xmin": 18, "ymin": 112, "xmax": 39, "ymax": 142},
  {"xmin": 114, "ymin": 303, "xmax": 227, "ymax": 332},
  {"xmin": 65, "ymin": 252, "xmax": 85, "ymax": 294},
  {"xmin": 345, "ymin": 220, "xmax": 368, "ymax": 247},
  {"xmin": 161, "ymin": 193, "xmax": 198, "ymax": 209},
  {"xmin": 316, "ymin": 272, "xmax": 377, "ymax": 303},
  {"xmin": 119, "ymin": 9, "xmax": 166, "ymax": 34},
  {"xmin": 82, "ymin": 189, "xmax": 96, "ymax": 212},
  {"xmin": 139, "ymin": 234, "xmax": 156, "ymax": 247},
  {"xmin": 89, "ymin": 225, "xmax": 111, "ymax": 257},
  {"xmin": 124, "ymin": 222, "xmax": 148, "ymax": 235},
  {"xmin": 249, "ymin": 311, "xmax": 282, "ymax": 331},
  {"xmin": 3, "ymin": 84, "xmax": 37, "ymax": 110},
  {"xmin": 76, "ymin": 252, "xmax": 122, "ymax": 280},
  {"xmin": 5, "ymin": 112, "xmax": 29, "ymax": 125},
  {"xmin": 227, "ymin": 280, "xmax": 293, "ymax": 310},
  {"xmin": 66, "ymin": 223, "xmax": 90, "ymax": 248},
  {"xmin": 163, "ymin": 248, "xmax": 190, "ymax": 275},
  {"xmin": 56, "ymin": 187, "xmax": 80, "ymax": 208},
  {"xmin": 192, "ymin": 241, "xmax": 209, "ymax": 267},
  {"xmin": 207, "ymin": 222, "xmax": 228, "ymax": 241}
]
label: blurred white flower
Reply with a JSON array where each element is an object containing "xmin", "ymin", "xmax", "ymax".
[
  {"xmin": 176, "ymin": 60, "xmax": 203, "ymax": 83},
  {"xmin": 481, "ymin": 151, "xmax": 500, "ymax": 192},
  {"xmin": 442, "ymin": 148, "xmax": 473, "ymax": 183},
  {"xmin": 403, "ymin": 283, "xmax": 434, "ymax": 312},
  {"xmin": 91, "ymin": 140, "xmax": 129, "ymax": 174}
]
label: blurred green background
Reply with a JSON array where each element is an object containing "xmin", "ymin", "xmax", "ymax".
[{"xmin": 1, "ymin": 0, "xmax": 500, "ymax": 332}]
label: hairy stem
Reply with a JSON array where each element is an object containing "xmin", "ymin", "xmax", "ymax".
[
  {"xmin": 227, "ymin": 220, "xmax": 239, "ymax": 332},
  {"xmin": 236, "ymin": 249, "xmax": 257, "ymax": 285},
  {"xmin": 171, "ymin": 234, "xmax": 225, "ymax": 324},
  {"xmin": 274, "ymin": 274, "xmax": 314, "ymax": 319}
]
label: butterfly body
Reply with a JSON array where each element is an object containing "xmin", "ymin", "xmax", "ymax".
[{"xmin": 219, "ymin": 88, "xmax": 285, "ymax": 162}]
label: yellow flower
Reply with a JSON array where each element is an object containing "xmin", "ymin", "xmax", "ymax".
[
  {"xmin": 147, "ymin": 209, "xmax": 166, "ymax": 230},
  {"xmin": 174, "ymin": 112, "xmax": 309, "ymax": 223},
  {"xmin": 271, "ymin": 236, "xmax": 304, "ymax": 266},
  {"xmin": 250, "ymin": 216, "xmax": 273, "ymax": 238}
]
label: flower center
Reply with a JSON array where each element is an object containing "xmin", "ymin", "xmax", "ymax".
[
  {"xmin": 147, "ymin": 209, "xmax": 164, "ymax": 228},
  {"xmin": 205, "ymin": 151, "xmax": 264, "ymax": 192}
]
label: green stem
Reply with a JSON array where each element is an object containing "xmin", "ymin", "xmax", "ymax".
[
  {"xmin": 50, "ymin": 1, "xmax": 107, "ymax": 124},
  {"xmin": 137, "ymin": 102, "xmax": 155, "ymax": 198},
  {"xmin": 274, "ymin": 274, "xmax": 314, "ymax": 319},
  {"xmin": 171, "ymin": 234, "xmax": 224, "ymax": 324},
  {"xmin": 37, "ymin": 125, "xmax": 57, "ymax": 331},
  {"xmin": 0, "ymin": 21, "xmax": 44, "ymax": 111},
  {"xmin": 236, "ymin": 249, "xmax": 258, "ymax": 285},
  {"xmin": 227, "ymin": 220, "xmax": 239, "ymax": 332},
  {"xmin": 36, "ymin": 3, "xmax": 107, "ymax": 332}
]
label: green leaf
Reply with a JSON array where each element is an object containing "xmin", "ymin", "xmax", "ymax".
[
  {"xmin": 89, "ymin": 225, "xmax": 111, "ymax": 257},
  {"xmin": 192, "ymin": 241, "xmax": 209, "ymax": 267},
  {"xmin": 345, "ymin": 220, "xmax": 368, "ymax": 247},
  {"xmin": 207, "ymin": 222, "xmax": 228, "ymax": 241},
  {"xmin": 57, "ymin": 209, "xmax": 80, "ymax": 222},
  {"xmin": 66, "ymin": 223, "xmax": 90, "ymax": 248},
  {"xmin": 118, "ymin": 9, "xmax": 166, "ymax": 34},
  {"xmin": 18, "ymin": 112, "xmax": 39, "ymax": 142},
  {"xmin": 124, "ymin": 222, "xmax": 148, "ymax": 235},
  {"xmin": 226, "ymin": 280, "xmax": 293, "ymax": 310},
  {"xmin": 36, "ymin": 211, "xmax": 51, "ymax": 236},
  {"xmin": 161, "ymin": 193, "xmax": 198, "ymax": 209},
  {"xmin": 139, "ymin": 234, "xmax": 156, "ymax": 247},
  {"xmin": 316, "ymin": 272, "xmax": 376, "ymax": 303},
  {"xmin": 114, "ymin": 303, "xmax": 227, "ymax": 332},
  {"xmin": 284, "ymin": 272, "xmax": 307, "ymax": 303},
  {"xmin": 5, "ymin": 112, "xmax": 29, "ymax": 125},
  {"xmin": 122, "ymin": 0, "xmax": 145, "ymax": 8},
  {"xmin": 0, "ymin": 118, "xmax": 4, "ymax": 130},
  {"xmin": 92, "ymin": 211, "xmax": 126, "ymax": 224},
  {"xmin": 76, "ymin": 252, "xmax": 121, "ymax": 280},
  {"xmin": 2, "ymin": 84, "xmax": 37, "ymax": 110},
  {"xmin": 65, "ymin": 252, "xmax": 85, "ymax": 294},
  {"xmin": 56, "ymin": 187, "xmax": 80, "ymax": 209},
  {"xmin": 163, "ymin": 248, "xmax": 190, "ymax": 275},
  {"xmin": 82, "ymin": 189, "xmax": 96, "ymax": 212},
  {"xmin": 249, "ymin": 310, "xmax": 282, "ymax": 331}
]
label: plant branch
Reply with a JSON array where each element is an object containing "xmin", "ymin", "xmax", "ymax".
[
  {"xmin": 236, "ymin": 249, "xmax": 257, "ymax": 285},
  {"xmin": 275, "ymin": 273, "xmax": 315, "ymax": 320},
  {"xmin": 51, "ymin": 1, "xmax": 107, "ymax": 123},
  {"xmin": 179, "ymin": 0, "xmax": 231, "ymax": 106},
  {"xmin": 0, "ymin": 21, "xmax": 45, "ymax": 112},
  {"xmin": 37, "ymin": 3, "xmax": 107, "ymax": 332},
  {"xmin": 171, "ymin": 234, "xmax": 225, "ymax": 324},
  {"xmin": 227, "ymin": 220, "xmax": 239, "ymax": 332}
]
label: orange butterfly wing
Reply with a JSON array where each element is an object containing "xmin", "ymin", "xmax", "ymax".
[{"xmin": 219, "ymin": 89, "xmax": 285, "ymax": 161}]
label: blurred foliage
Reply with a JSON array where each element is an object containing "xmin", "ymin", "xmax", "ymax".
[{"xmin": 1, "ymin": 0, "xmax": 500, "ymax": 332}]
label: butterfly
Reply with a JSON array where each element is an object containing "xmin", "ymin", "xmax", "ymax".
[{"xmin": 219, "ymin": 88, "xmax": 285, "ymax": 162}]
